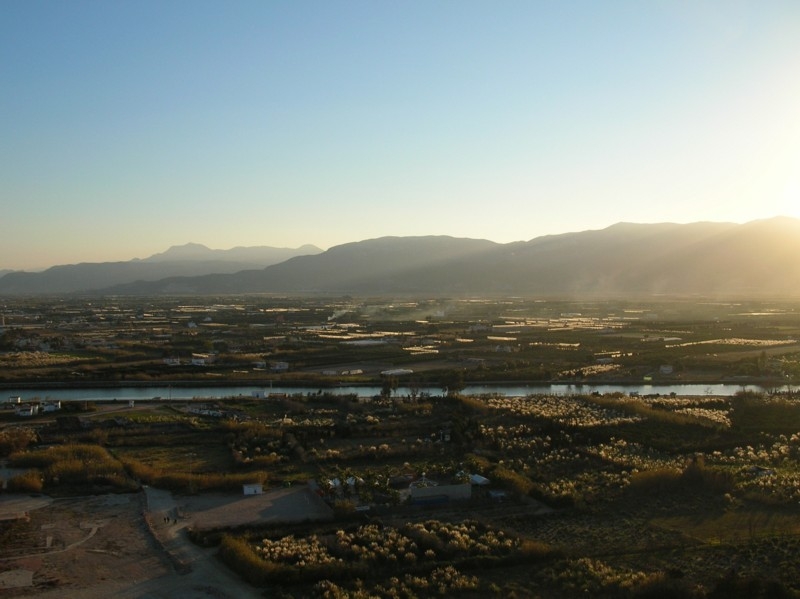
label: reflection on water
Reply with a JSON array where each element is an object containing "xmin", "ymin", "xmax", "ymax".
[{"xmin": 2, "ymin": 382, "xmax": 774, "ymax": 402}]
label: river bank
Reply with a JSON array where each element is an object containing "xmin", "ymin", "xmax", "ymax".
[
  {"xmin": 0, "ymin": 373, "xmax": 786, "ymax": 391},
  {"xmin": 0, "ymin": 382, "xmax": 785, "ymax": 402}
]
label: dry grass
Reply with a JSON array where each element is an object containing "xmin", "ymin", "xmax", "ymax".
[
  {"xmin": 651, "ymin": 508, "xmax": 800, "ymax": 543},
  {"xmin": 111, "ymin": 444, "xmax": 234, "ymax": 474},
  {"xmin": 0, "ymin": 351, "xmax": 89, "ymax": 367}
]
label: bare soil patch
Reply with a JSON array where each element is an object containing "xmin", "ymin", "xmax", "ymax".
[
  {"xmin": 0, "ymin": 486, "xmax": 332, "ymax": 598},
  {"xmin": 0, "ymin": 493, "xmax": 170, "ymax": 597}
]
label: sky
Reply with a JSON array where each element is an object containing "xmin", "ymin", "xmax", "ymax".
[{"xmin": 2, "ymin": 1, "xmax": 800, "ymax": 271}]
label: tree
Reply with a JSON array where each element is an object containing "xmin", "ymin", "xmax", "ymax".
[
  {"xmin": 381, "ymin": 375, "xmax": 398, "ymax": 398},
  {"xmin": 441, "ymin": 369, "xmax": 465, "ymax": 397}
]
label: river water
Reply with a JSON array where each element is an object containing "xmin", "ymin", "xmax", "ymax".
[{"xmin": 2, "ymin": 382, "xmax": 780, "ymax": 402}]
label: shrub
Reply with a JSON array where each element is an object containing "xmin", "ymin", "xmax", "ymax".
[
  {"xmin": 709, "ymin": 570, "xmax": 793, "ymax": 598},
  {"xmin": 9, "ymin": 444, "xmax": 130, "ymax": 490},
  {"xmin": 633, "ymin": 572, "xmax": 700, "ymax": 598},
  {"xmin": 729, "ymin": 394, "xmax": 800, "ymax": 432},
  {"xmin": 332, "ymin": 499, "xmax": 356, "ymax": 516},
  {"xmin": 680, "ymin": 462, "xmax": 734, "ymax": 493},
  {"xmin": 627, "ymin": 468, "xmax": 682, "ymax": 496},
  {"xmin": 518, "ymin": 539, "xmax": 557, "ymax": 561},
  {"xmin": 0, "ymin": 428, "xmax": 37, "ymax": 456},
  {"xmin": 7, "ymin": 470, "xmax": 43, "ymax": 493},
  {"xmin": 219, "ymin": 534, "xmax": 278, "ymax": 585},
  {"xmin": 491, "ymin": 465, "xmax": 534, "ymax": 496},
  {"xmin": 120, "ymin": 457, "xmax": 158, "ymax": 481},
  {"xmin": 120, "ymin": 456, "xmax": 267, "ymax": 493},
  {"xmin": 627, "ymin": 462, "xmax": 734, "ymax": 497}
]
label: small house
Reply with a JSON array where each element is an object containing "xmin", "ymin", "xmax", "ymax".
[
  {"xmin": 15, "ymin": 404, "xmax": 39, "ymax": 417},
  {"xmin": 191, "ymin": 353, "xmax": 214, "ymax": 366},
  {"xmin": 243, "ymin": 483, "xmax": 264, "ymax": 496}
]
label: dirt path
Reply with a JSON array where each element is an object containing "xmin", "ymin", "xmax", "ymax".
[
  {"xmin": 1, "ymin": 484, "xmax": 333, "ymax": 597},
  {"xmin": 139, "ymin": 486, "xmax": 263, "ymax": 599},
  {"xmin": 0, "ymin": 492, "xmax": 262, "ymax": 599},
  {"xmin": 1, "ymin": 494, "xmax": 169, "ymax": 597}
]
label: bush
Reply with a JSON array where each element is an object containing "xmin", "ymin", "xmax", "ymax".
[
  {"xmin": 729, "ymin": 394, "xmax": 800, "ymax": 432},
  {"xmin": 627, "ymin": 468, "xmax": 682, "ymax": 496},
  {"xmin": 627, "ymin": 462, "xmax": 734, "ymax": 497},
  {"xmin": 7, "ymin": 470, "xmax": 43, "ymax": 493},
  {"xmin": 633, "ymin": 572, "xmax": 701, "ymax": 598},
  {"xmin": 120, "ymin": 456, "xmax": 267, "ymax": 493},
  {"xmin": 332, "ymin": 499, "xmax": 356, "ymax": 516},
  {"xmin": 219, "ymin": 534, "xmax": 278, "ymax": 585},
  {"xmin": 518, "ymin": 539, "xmax": 558, "ymax": 561},
  {"xmin": 709, "ymin": 570, "xmax": 793, "ymax": 598},
  {"xmin": 0, "ymin": 428, "xmax": 37, "ymax": 456},
  {"xmin": 680, "ymin": 461, "xmax": 734, "ymax": 493},
  {"xmin": 491, "ymin": 465, "xmax": 534, "ymax": 496},
  {"xmin": 9, "ymin": 444, "xmax": 130, "ymax": 491}
]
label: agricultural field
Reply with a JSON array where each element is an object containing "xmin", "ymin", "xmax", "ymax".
[
  {"xmin": 1, "ymin": 296, "xmax": 800, "ymax": 388},
  {"xmin": 3, "ymin": 296, "xmax": 800, "ymax": 596},
  {"xmin": 3, "ymin": 386, "xmax": 800, "ymax": 596}
]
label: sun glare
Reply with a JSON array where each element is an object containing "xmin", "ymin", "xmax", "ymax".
[{"xmin": 778, "ymin": 176, "xmax": 800, "ymax": 219}]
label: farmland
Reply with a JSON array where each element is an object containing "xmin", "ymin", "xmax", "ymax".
[
  {"xmin": 2, "ymin": 297, "xmax": 800, "ymax": 596},
  {"xmin": 1, "ymin": 386, "xmax": 800, "ymax": 596},
  {"xmin": 1, "ymin": 296, "xmax": 799, "ymax": 390}
]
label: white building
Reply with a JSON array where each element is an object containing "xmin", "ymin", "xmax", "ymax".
[
  {"xmin": 15, "ymin": 404, "xmax": 39, "ymax": 417},
  {"xmin": 191, "ymin": 353, "xmax": 214, "ymax": 366},
  {"xmin": 243, "ymin": 483, "xmax": 263, "ymax": 496}
]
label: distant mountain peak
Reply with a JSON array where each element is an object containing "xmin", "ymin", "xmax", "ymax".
[
  {"xmin": 141, "ymin": 242, "xmax": 323, "ymax": 263},
  {"xmin": 2, "ymin": 219, "xmax": 799, "ymax": 296},
  {"xmin": 0, "ymin": 243, "xmax": 323, "ymax": 294},
  {"xmin": 144, "ymin": 243, "xmax": 213, "ymax": 261}
]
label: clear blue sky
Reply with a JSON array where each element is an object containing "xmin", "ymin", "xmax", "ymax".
[{"xmin": 2, "ymin": 0, "xmax": 799, "ymax": 270}]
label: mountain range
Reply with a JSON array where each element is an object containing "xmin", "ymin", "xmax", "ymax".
[
  {"xmin": 0, "ymin": 243, "xmax": 322, "ymax": 294},
  {"xmin": 2, "ymin": 218, "xmax": 799, "ymax": 297}
]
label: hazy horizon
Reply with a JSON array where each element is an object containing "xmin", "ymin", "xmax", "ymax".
[
  {"xmin": 3, "ymin": 1, "xmax": 799, "ymax": 271},
  {"xmin": 2, "ymin": 215, "xmax": 798, "ymax": 274}
]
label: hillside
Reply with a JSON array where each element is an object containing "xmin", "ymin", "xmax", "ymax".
[
  {"xmin": 97, "ymin": 217, "xmax": 800, "ymax": 297},
  {"xmin": 0, "ymin": 243, "xmax": 322, "ymax": 294},
  {"xmin": 2, "ymin": 218, "xmax": 798, "ymax": 297}
]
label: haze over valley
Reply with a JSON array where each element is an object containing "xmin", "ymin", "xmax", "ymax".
[
  {"xmin": 3, "ymin": 3, "xmax": 800, "ymax": 271},
  {"xmin": 4, "ymin": 3, "xmax": 800, "ymax": 598},
  {"xmin": 1, "ymin": 217, "xmax": 798, "ymax": 298}
]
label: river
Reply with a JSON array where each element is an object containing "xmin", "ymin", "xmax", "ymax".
[{"xmin": 2, "ymin": 382, "xmax": 781, "ymax": 402}]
